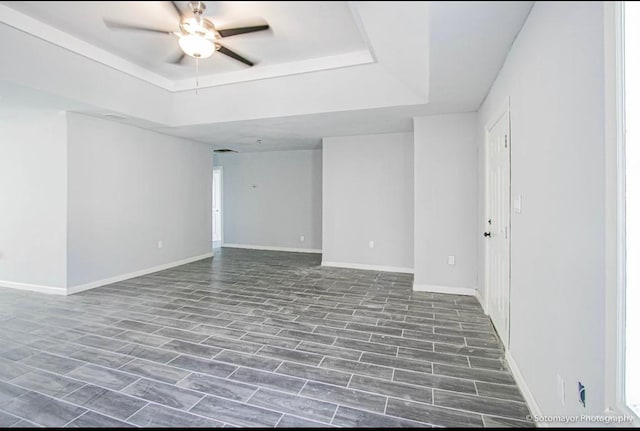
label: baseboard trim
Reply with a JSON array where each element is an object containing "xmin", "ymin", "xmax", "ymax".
[
  {"xmin": 475, "ymin": 290, "xmax": 488, "ymax": 314},
  {"xmin": 321, "ymin": 261, "xmax": 414, "ymax": 274},
  {"xmin": 223, "ymin": 243, "xmax": 322, "ymax": 254},
  {"xmin": 67, "ymin": 252, "xmax": 214, "ymax": 295},
  {"xmin": 476, "ymin": 291, "xmax": 544, "ymax": 426},
  {"xmin": 505, "ymin": 349, "xmax": 546, "ymax": 427},
  {"xmin": 0, "ymin": 280, "xmax": 66, "ymax": 295},
  {"xmin": 412, "ymin": 284, "xmax": 477, "ymax": 296}
]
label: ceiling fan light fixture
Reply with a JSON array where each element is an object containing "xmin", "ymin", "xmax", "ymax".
[
  {"xmin": 179, "ymin": 34, "xmax": 215, "ymax": 58},
  {"xmin": 181, "ymin": 17, "xmax": 215, "ymax": 37},
  {"xmin": 103, "ymin": 1, "xmax": 268, "ymax": 67}
]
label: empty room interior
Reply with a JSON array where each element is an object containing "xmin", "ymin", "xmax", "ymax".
[{"xmin": 0, "ymin": 0, "xmax": 637, "ymax": 428}]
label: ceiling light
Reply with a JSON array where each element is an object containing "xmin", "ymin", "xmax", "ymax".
[
  {"xmin": 177, "ymin": 5, "xmax": 219, "ymax": 60},
  {"xmin": 179, "ymin": 34, "xmax": 215, "ymax": 59}
]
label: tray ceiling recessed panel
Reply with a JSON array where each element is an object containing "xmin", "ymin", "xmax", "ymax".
[{"xmin": 2, "ymin": 1, "xmax": 371, "ymax": 84}]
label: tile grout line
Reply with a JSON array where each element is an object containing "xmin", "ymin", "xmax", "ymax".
[
  {"xmin": 273, "ymin": 413, "xmax": 285, "ymax": 427},
  {"xmin": 328, "ymin": 401, "xmax": 341, "ymax": 425},
  {"xmin": 184, "ymin": 392, "xmax": 209, "ymax": 413},
  {"xmin": 296, "ymin": 379, "xmax": 310, "ymax": 396},
  {"xmin": 122, "ymin": 399, "xmax": 151, "ymax": 423},
  {"xmin": 173, "ymin": 371, "xmax": 194, "ymax": 388},
  {"xmin": 116, "ymin": 376, "xmax": 143, "ymax": 393}
]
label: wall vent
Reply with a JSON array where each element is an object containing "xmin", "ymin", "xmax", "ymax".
[{"xmin": 214, "ymin": 149, "xmax": 238, "ymax": 153}]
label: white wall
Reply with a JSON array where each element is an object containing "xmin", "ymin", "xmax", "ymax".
[
  {"xmin": 66, "ymin": 113, "xmax": 213, "ymax": 288},
  {"xmin": 478, "ymin": 1, "xmax": 605, "ymax": 419},
  {"xmin": 0, "ymin": 22, "xmax": 171, "ymax": 125},
  {"xmin": 0, "ymin": 111, "xmax": 67, "ymax": 291},
  {"xmin": 214, "ymin": 149, "xmax": 322, "ymax": 252},
  {"xmin": 414, "ymin": 113, "xmax": 477, "ymax": 292},
  {"xmin": 322, "ymin": 133, "xmax": 413, "ymax": 272}
]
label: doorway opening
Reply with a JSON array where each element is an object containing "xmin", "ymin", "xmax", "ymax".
[
  {"xmin": 484, "ymin": 99, "xmax": 512, "ymax": 347},
  {"xmin": 212, "ymin": 167, "xmax": 222, "ymax": 248}
]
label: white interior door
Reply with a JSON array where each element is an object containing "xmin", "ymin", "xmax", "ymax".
[
  {"xmin": 485, "ymin": 105, "xmax": 511, "ymax": 346},
  {"xmin": 212, "ymin": 169, "xmax": 222, "ymax": 242}
]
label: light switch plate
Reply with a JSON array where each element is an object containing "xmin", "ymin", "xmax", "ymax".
[{"xmin": 448, "ymin": 256, "xmax": 455, "ymax": 265}]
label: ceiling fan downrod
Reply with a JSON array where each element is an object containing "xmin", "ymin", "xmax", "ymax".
[{"xmin": 189, "ymin": 1, "xmax": 206, "ymax": 17}]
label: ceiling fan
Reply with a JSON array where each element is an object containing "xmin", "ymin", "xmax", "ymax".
[{"xmin": 104, "ymin": 1, "xmax": 270, "ymax": 67}]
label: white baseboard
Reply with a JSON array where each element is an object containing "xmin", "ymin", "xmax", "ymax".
[
  {"xmin": 475, "ymin": 289, "xmax": 488, "ymax": 314},
  {"xmin": 67, "ymin": 252, "xmax": 214, "ymax": 295},
  {"xmin": 475, "ymin": 289, "xmax": 543, "ymax": 426},
  {"xmin": 412, "ymin": 283, "xmax": 476, "ymax": 296},
  {"xmin": 505, "ymin": 349, "xmax": 546, "ymax": 427},
  {"xmin": 0, "ymin": 280, "xmax": 66, "ymax": 295},
  {"xmin": 223, "ymin": 243, "xmax": 322, "ymax": 254},
  {"xmin": 321, "ymin": 261, "xmax": 414, "ymax": 274}
]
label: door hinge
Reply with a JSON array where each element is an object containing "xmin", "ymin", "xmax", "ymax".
[
  {"xmin": 504, "ymin": 135, "xmax": 508, "ymax": 148},
  {"xmin": 505, "ymin": 226, "xmax": 508, "ymax": 239}
]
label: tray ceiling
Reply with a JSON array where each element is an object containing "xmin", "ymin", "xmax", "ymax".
[{"xmin": 2, "ymin": 1, "xmax": 372, "ymax": 88}]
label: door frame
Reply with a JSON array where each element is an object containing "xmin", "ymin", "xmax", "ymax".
[
  {"xmin": 483, "ymin": 97, "xmax": 512, "ymax": 347},
  {"xmin": 212, "ymin": 166, "xmax": 223, "ymax": 244}
]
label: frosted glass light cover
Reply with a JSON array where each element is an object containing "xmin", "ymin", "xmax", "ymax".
[{"xmin": 179, "ymin": 35, "xmax": 215, "ymax": 59}]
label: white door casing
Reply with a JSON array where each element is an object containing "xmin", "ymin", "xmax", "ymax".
[{"xmin": 485, "ymin": 101, "xmax": 511, "ymax": 347}]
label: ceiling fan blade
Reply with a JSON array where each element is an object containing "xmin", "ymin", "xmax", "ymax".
[
  {"xmin": 167, "ymin": 52, "xmax": 186, "ymax": 65},
  {"xmin": 218, "ymin": 45, "xmax": 255, "ymax": 67},
  {"xmin": 169, "ymin": 1, "xmax": 183, "ymax": 19},
  {"xmin": 103, "ymin": 19, "xmax": 173, "ymax": 34},
  {"xmin": 218, "ymin": 24, "xmax": 270, "ymax": 38}
]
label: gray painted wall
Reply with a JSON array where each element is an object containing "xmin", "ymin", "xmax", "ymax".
[
  {"xmin": 0, "ymin": 111, "xmax": 68, "ymax": 289},
  {"xmin": 67, "ymin": 113, "xmax": 213, "ymax": 287},
  {"xmin": 414, "ymin": 113, "xmax": 478, "ymax": 290},
  {"xmin": 215, "ymin": 149, "xmax": 322, "ymax": 251},
  {"xmin": 322, "ymin": 133, "xmax": 413, "ymax": 271},
  {"xmin": 478, "ymin": 1, "xmax": 605, "ymax": 418}
]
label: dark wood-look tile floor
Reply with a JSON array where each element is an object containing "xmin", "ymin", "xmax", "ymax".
[{"xmin": 0, "ymin": 248, "xmax": 534, "ymax": 428}]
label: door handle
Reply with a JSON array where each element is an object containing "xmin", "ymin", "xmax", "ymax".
[{"xmin": 483, "ymin": 232, "xmax": 492, "ymax": 238}]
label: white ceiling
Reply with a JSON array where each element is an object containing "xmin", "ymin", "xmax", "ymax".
[
  {"xmin": 0, "ymin": 1, "xmax": 534, "ymax": 152},
  {"xmin": 3, "ymin": 1, "xmax": 371, "ymax": 84}
]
